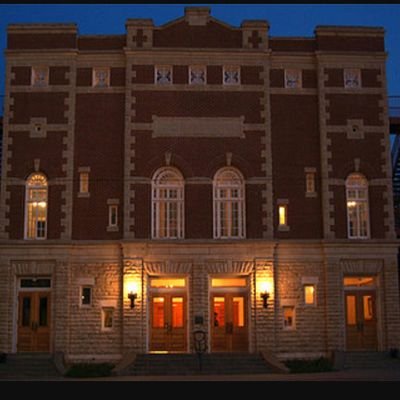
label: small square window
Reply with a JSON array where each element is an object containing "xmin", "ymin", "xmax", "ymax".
[
  {"xmin": 109, "ymin": 205, "xmax": 118, "ymax": 227},
  {"xmin": 189, "ymin": 66, "xmax": 206, "ymax": 85},
  {"xmin": 102, "ymin": 307, "xmax": 114, "ymax": 330},
  {"xmin": 156, "ymin": 66, "xmax": 172, "ymax": 84},
  {"xmin": 283, "ymin": 306, "xmax": 295, "ymax": 329},
  {"xmin": 285, "ymin": 69, "xmax": 302, "ymax": 89},
  {"xmin": 304, "ymin": 285, "xmax": 316, "ymax": 305},
  {"xmin": 223, "ymin": 66, "xmax": 240, "ymax": 85},
  {"xmin": 93, "ymin": 68, "xmax": 110, "ymax": 87},
  {"xmin": 31, "ymin": 66, "xmax": 49, "ymax": 87},
  {"xmin": 306, "ymin": 172, "xmax": 315, "ymax": 194},
  {"xmin": 81, "ymin": 286, "xmax": 92, "ymax": 306},
  {"xmin": 79, "ymin": 172, "xmax": 89, "ymax": 194},
  {"xmin": 344, "ymin": 69, "xmax": 361, "ymax": 89}
]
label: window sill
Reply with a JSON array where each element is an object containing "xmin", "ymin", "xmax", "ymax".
[
  {"xmin": 305, "ymin": 192, "xmax": 318, "ymax": 198},
  {"xmin": 278, "ymin": 225, "xmax": 290, "ymax": 232},
  {"xmin": 77, "ymin": 192, "xmax": 90, "ymax": 198},
  {"xmin": 107, "ymin": 226, "xmax": 119, "ymax": 232}
]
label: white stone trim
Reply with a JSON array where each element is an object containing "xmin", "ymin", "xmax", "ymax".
[{"xmin": 76, "ymin": 277, "xmax": 95, "ymax": 285}]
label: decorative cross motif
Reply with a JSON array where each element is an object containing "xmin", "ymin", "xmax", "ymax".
[
  {"xmin": 248, "ymin": 30, "xmax": 262, "ymax": 49},
  {"xmin": 132, "ymin": 29, "xmax": 147, "ymax": 48}
]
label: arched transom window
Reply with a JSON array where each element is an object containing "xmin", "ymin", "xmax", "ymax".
[
  {"xmin": 25, "ymin": 173, "xmax": 48, "ymax": 240},
  {"xmin": 346, "ymin": 173, "xmax": 369, "ymax": 239},
  {"xmin": 152, "ymin": 167, "xmax": 184, "ymax": 239},
  {"xmin": 213, "ymin": 168, "xmax": 245, "ymax": 239}
]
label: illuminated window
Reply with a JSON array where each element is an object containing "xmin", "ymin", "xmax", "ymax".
[
  {"xmin": 189, "ymin": 65, "xmax": 206, "ymax": 85},
  {"xmin": 102, "ymin": 307, "xmax": 114, "ymax": 330},
  {"xmin": 344, "ymin": 68, "xmax": 361, "ymax": 89},
  {"xmin": 80, "ymin": 286, "xmax": 92, "ymax": 306},
  {"xmin": 108, "ymin": 205, "xmax": 118, "ymax": 227},
  {"xmin": 25, "ymin": 173, "xmax": 48, "ymax": 240},
  {"xmin": 155, "ymin": 65, "xmax": 172, "ymax": 84},
  {"xmin": 31, "ymin": 66, "xmax": 49, "ymax": 87},
  {"xmin": 152, "ymin": 167, "xmax": 184, "ymax": 239},
  {"xmin": 79, "ymin": 172, "xmax": 89, "ymax": 194},
  {"xmin": 93, "ymin": 67, "xmax": 110, "ymax": 87},
  {"xmin": 304, "ymin": 285, "xmax": 315, "ymax": 305},
  {"xmin": 343, "ymin": 276, "xmax": 375, "ymax": 287},
  {"xmin": 211, "ymin": 277, "xmax": 247, "ymax": 287},
  {"xmin": 283, "ymin": 306, "xmax": 295, "ymax": 330},
  {"xmin": 305, "ymin": 168, "xmax": 316, "ymax": 197},
  {"xmin": 285, "ymin": 69, "xmax": 302, "ymax": 89},
  {"xmin": 150, "ymin": 278, "xmax": 186, "ymax": 288},
  {"xmin": 213, "ymin": 168, "xmax": 245, "ymax": 239},
  {"xmin": 223, "ymin": 66, "xmax": 240, "ymax": 85},
  {"xmin": 346, "ymin": 173, "xmax": 369, "ymax": 239}
]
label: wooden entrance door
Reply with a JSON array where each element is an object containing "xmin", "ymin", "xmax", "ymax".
[
  {"xmin": 345, "ymin": 291, "xmax": 377, "ymax": 350},
  {"xmin": 17, "ymin": 291, "xmax": 51, "ymax": 352},
  {"xmin": 211, "ymin": 294, "xmax": 248, "ymax": 352},
  {"xmin": 150, "ymin": 294, "xmax": 187, "ymax": 352}
]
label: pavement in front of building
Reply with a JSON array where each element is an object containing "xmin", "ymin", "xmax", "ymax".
[{"xmin": 1, "ymin": 368, "xmax": 400, "ymax": 381}]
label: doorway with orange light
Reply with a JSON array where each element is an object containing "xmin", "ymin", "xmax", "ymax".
[
  {"xmin": 210, "ymin": 277, "xmax": 249, "ymax": 352},
  {"xmin": 344, "ymin": 276, "xmax": 378, "ymax": 350},
  {"xmin": 149, "ymin": 277, "xmax": 187, "ymax": 353}
]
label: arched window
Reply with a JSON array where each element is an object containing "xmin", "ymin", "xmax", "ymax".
[
  {"xmin": 152, "ymin": 167, "xmax": 184, "ymax": 239},
  {"xmin": 346, "ymin": 173, "xmax": 369, "ymax": 239},
  {"xmin": 25, "ymin": 173, "xmax": 48, "ymax": 240},
  {"xmin": 213, "ymin": 168, "xmax": 245, "ymax": 239}
]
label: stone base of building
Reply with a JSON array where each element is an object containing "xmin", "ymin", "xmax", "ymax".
[{"xmin": 0, "ymin": 240, "xmax": 399, "ymax": 362}]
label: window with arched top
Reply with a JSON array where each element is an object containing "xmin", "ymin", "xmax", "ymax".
[
  {"xmin": 152, "ymin": 167, "xmax": 184, "ymax": 239},
  {"xmin": 346, "ymin": 173, "xmax": 369, "ymax": 239},
  {"xmin": 25, "ymin": 173, "xmax": 48, "ymax": 240},
  {"xmin": 213, "ymin": 168, "xmax": 245, "ymax": 239}
]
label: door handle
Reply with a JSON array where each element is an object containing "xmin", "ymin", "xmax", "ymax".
[{"xmin": 164, "ymin": 322, "xmax": 172, "ymax": 332}]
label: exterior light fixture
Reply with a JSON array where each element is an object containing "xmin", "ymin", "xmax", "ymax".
[
  {"xmin": 126, "ymin": 281, "xmax": 138, "ymax": 309},
  {"xmin": 259, "ymin": 281, "xmax": 272, "ymax": 309}
]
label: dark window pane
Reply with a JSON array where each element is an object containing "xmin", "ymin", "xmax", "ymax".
[
  {"xmin": 81, "ymin": 287, "xmax": 92, "ymax": 305},
  {"xmin": 22, "ymin": 297, "xmax": 31, "ymax": 326},
  {"xmin": 39, "ymin": 297, "xmax": 48, "ymax": 326},
  {"xmin": 20, "ymin": 278, "xmax": 51, "ymax": 288}
]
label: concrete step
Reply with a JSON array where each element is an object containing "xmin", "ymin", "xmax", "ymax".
[
  {"xmin": 344, "ymin": 351, "xmax": 400, "ymax": 370},
  {"xmin": 0, "ymin": 353, "xmax": 61, "ymax": 379},
  {"xmin": 128, "ymin": 353, "xmax": 276, "ymax": 376}
]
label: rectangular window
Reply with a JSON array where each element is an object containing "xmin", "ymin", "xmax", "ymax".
[
  {"xmin": 79, "ymin": 172, "xmax": 89, "ymax": 194},
  {"xmin": 285, "ymin": 69, "xmax": 302, "ymax": 89},
  {"xmin": 93, "ymin": 67, "xmax": 110, "ymax": 87},
  {"xmin": 223, "ymin": 66, "xmax": 240, "ymax": 85},
  {"xmin": 283, "ymin": 306, "xmax": 295, "ymax": 330},
  {"xmin": 304, "ymin": 285, "xmax": 315, "ymax": 305},
  {"xmin": 278, "ymin": 205, "xmax": 287, "ymax": 226},
  {"xmin": 306, "ymin": 172, "xmax": 315, "ymax": 194},
  {"xmin": 102, "ymin": 308, "xmax": 114, "ymax": 330},
  {"xmin": 81, "ymin": 286, "xmax": 92, "ymax": 306},
  {"xmin": 31, "ymin": 66, "xmax": 49, "ymax": 87},
  {"xmin": 155, "ymin": 65, "xmax": 172, "ymax": 84},
  {"xmin": 108, "ymin": 205, "xmax": 118, "ymax": 227},
  {"xmin": 189, "ymin": 65, "xmax": 206, "ymax": 85},
  {"xmin": 344, "ymin": 68, "xmax": 361, "ymax": 89}
]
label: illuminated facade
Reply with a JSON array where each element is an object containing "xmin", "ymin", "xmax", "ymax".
[{"xmin": 0, "ymin": 7, "xmax": 399, "ymax": 362}]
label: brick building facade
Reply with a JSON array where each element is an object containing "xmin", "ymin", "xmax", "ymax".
[{"xmin": 0, "ymin": 7, "xmax": 399, "ymax": 362}]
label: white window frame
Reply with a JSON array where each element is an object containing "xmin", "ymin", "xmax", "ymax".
[
  {"xmin": 24, "ymin": 173, "xmax": 48, "ymax": 240},
  {"xmin": 101, "ymin": 307, "xmax": 114, "ymax": 331},
  {"xmin": 189, "ymin": 65, "xmax": 207, "ymax": 85},
  {"xmin": 92, "ymin": 67, "xmax": 110, "ymax": 88},
  {"xmin": 152, "ymin": 167, "xmax": 184, "ymax": 239},
  {"xmin": 80, "ymin": 286, "xmax": 92, "ymax": 307},
  {"xmin": 223, "ymin": 65, "xmax": 240, "ymax": 85},
  {"xmin": 346, "ymin": 173, "xmax": 370, "ymax": 239},
  {"xmin": 213, "ymin": 167, "xmax": 246, "ymax": 239},
  {"xmin": 344, "ymin": 68, "xmax": 361, "ymax": 89},
  {"xmin": 155, "ymin": 65, "xmax": 173, "ymax": 85},
  {"xmin": 79, "ymin": 172, "xmax": 89, "ymax": 194},
  {"xmin": 283, "ymin": 306, "xmax": 296, "ymax": 330},
  {"xmin": 284, "ymin": 69, "xmax": 302, "ymax": 89},
  {"xmin": 108, "ymin": 205, "xmax": 118, "ymax": 228},
  {"xmin": 31, "ymin": 66, "xmax": 49, "ymax": 87}
]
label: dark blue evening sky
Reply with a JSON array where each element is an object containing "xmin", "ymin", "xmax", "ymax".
[{"xmin": 1, "ymin": 4, "xmax": 400, "ymax": 111}]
